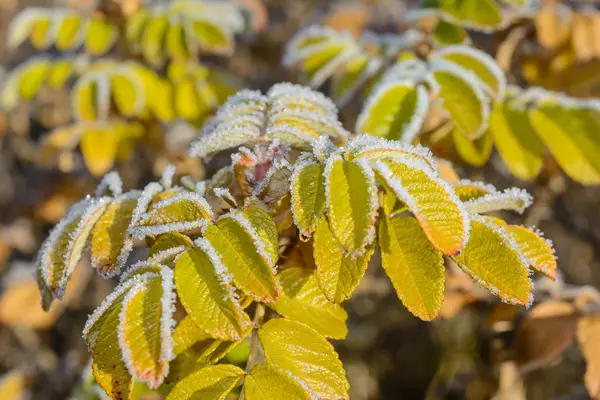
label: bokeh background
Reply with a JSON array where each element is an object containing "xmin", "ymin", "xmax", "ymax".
[{"xmin": 1, "ymin": 0, "xmax": 600, "ymax": 399}]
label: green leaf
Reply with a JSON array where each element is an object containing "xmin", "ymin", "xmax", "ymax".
[
  {"xmin": 258, "ymin": 318, "xmax": 349, "ymax": 399},
  {"xmin": 356, "ymin": 81, "xmax": 428, "ymax": 142},
  {"xmin": 430, "ymin": 67, "xmax": 488, "ymax": 139},
  {"xmin": 379, "ymin": 216, "xmax": 445, "ymax": 321},
  {"xmin": 290, "ymin": 160, "xmax": 326, "ymax": 238},
  {"xmin": 313, "ymin": 218, "xmax": 374, "ymax": 303},
  {"xmin": 271, "ymin": 267, "xmax": 348, "ymax": 339},
  {"xmin": 175, "ymin": 245, "xmax": 251, "ymax": 341},
  {"xmin": 119, "ymin": 272, "xmax": 174, "ymax": 389},
  {"xmin": 325, "ymin": 155, "xmax": 378, "ymax": 257},
  {"xmin": 432, "ymin": 19, "xmax": 468, "ymax": 45},
  {"xmin": 148, "ymin": 232, "xmax": 194, "ymax": 264},
  {"xmin": 529, "ymin": 104, "xmax": 600, "ymax": 185},
  {"xmin": 452, "ymin": 128, "xmax": 493, "ymax": 167},
  {"xmin": 373, "ymin": 158, "xmax": 469, "ymax": 255},
  {"xmin": 166, "ymin": 364, "xmax": 244, "ymax": 400},
  {"xmin": 489, "ymin": 100, "xmax": 544, "ymax": 181},
  {"xmin": 508, "ymin": 225, "xmax": 557, "ymax": 280},
  {"xmin": 453, "ymin": 217, "xmax": 532, "ymax": 305},
  {"xmin": 203, "ymin": 210, "xmax": 280, "ymax": 302},
  {"xmin": 244, "ymin": 364, "xmax": 313, "ymax": 400},
  {"xmin": 90, "ymin": 195, "xmax": 138, "ymax": 277}
]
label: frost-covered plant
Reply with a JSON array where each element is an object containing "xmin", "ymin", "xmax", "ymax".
[
  {"xmin": 284, "ymin": 14, "xmax": 600, "ymax": 185},
  {"xmin": 36, "ymin": 83, "xmax": 557, "ymax": 399},
  {"xmin": 0, "ymin": 0, "xmax": 261, "ymax": 175}
]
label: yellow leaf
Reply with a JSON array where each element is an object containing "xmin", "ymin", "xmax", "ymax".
[
  {"xmin": 379, "ymin": 216, "xmax": 445, "ymax": 321},
  {"xmin": 244, "ymin": 364, "xmax": 313, "ymax": 400},
  {"xmin": 174, "ymin": 78, "xmax": 202, "ymax": 121},
  {"xmin": 90, "ymin": 195, "xmax": 138, "ymax": 277},
  {"xmin": 508, "ymin": 225, "xmax": 557, "ymax": 280},
  {"xmin": 72, "ymin": 79, "xmax": 97, "ymax": 121},
  {"xmin": 578, "ymin": 315, "xmax": 600, "ymax": 399},
  {"xmin": 313, "ymin": 218, "xmax": 374, "ymax": 303},
  {"xmin": 0, "ymin": 371, "xmax": 27, "ymax": 400},
  {"xmin": 126, "ymin": 9, "xmax": 150, "ymax": 49},
  {"xmin": 453, "ymin": 217, "xmax": 532, "ymax": 305},
  {"xmin": 431, "ymin": 67, "xmax": 488, "ymax": 139},
  {"xmin": 149, "ymin": 78, "xmax": 176, "ymax": 122},
  {"xmin": 203, "ymin": 211, "xmax": 279, "ymax": 303},
  {"xmin": 80, "ymin": 128, "xmax": 119, "ymax": 176},
  {"xmin": 373, "ymin": 158, "xmax": 469, "ymax": 255},
  {"xmin": 55, "ymin": 13, "xmax": 83, "ymax": 51},
  {"xmin": 166, "ymin": 21, "xmax": 190, "ymax": 60},
  {"xmin": 18, "ymin": 59, "xmax": 50, "ymax": 100},
  {"xmin": 85, "ymin": 16, "xmax": 117, "ymax": 56},
  {"xmin": 119, "ymin": 275, "xmax": 173, "ymax": 389},
  {"xmin": 29, "ymin": 15, "xmax": 52, "ymax": 49},
  {"xmin": 190, "ymin": 20, "xmax": 233, "ymax": 54},
  {"xmin": 290, "ymin": 160, "xmax": 326, "ymax": 238},
  {"xmin": 166, "ymin": 364, "xmax": 244, "ymax": 400},
  {"xmin": 325, "ymin": 156, "xmax": 377, "ymax": 257},
  {"xmin": 272, "ymin": 267, "xmax": 348, "ymax": 339},
  {"xmin": 141, "ymin": 15, "xmax": 169, "ymax": 66},
  {"xmin": 452, "ymin": 127, "xmax": 493, "ymax": 167},
  {"xmin": 175, "ymin": 245, "xmax": 251, "ymax": 340},
  {"xmin": 356, "ymin": 82, "xmax": 428, "ymax": 142},
  {"xmin": 490, "ymin": 100, "xmax": 544, "ymax": 181},
  {"xmin": 529, "ymin": 104, "xmax": 600, "ymax": 185},
  {"xmin": 258, "ymin": 318, "xmax": 349, "ymax": 399},
  {"xmin": 111, "ymin": 72, "xmax": 145, "ymax": 117},
  {"xmin": 47, "ymin": 59, "xmax": 74, "ymax": 88},
  {"xmin": 453, "ymin": 179, "xmax": 496, "ymax": 201}
]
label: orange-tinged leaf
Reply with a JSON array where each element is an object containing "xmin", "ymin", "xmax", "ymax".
[
  {"xmin": 453, "ymin": 217, "xmax": 532, "ymax": 306},
  {"xmin": 373, "ymin": 158, "xmax": 469, "ymax": 255},
  {"xmin": 508, "ymin": 225, "xmax": 557, "ymax": 280}
]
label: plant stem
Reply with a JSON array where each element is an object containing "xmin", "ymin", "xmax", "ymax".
[{"xmin": 239, "ymin": 303, "xmax": 266, "ymax": 400}]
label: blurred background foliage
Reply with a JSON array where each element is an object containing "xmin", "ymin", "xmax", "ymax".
[{"xmin": 0, "ymin": 0, "xmax": 600, "ymax": 399}]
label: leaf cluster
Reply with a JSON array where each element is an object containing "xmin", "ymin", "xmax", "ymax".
[{"xmin": 36, "ymin": 83, "xmax": 558, "ymax": 399}]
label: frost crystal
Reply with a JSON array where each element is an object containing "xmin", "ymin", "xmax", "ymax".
[
  {"xmin": 95, "ymin": 171, "xmax": 123, "ymax": 197},
  {"xmin": 464, "ymin": 188, "xmax": 533, "ymax": 215},
  {"xmin": 160, "ymin": 164, "xmax": 176, "ymax": 189},
  {"xmin": 194, "ymin": 237, "xmax": 238, "ymax": 300}
]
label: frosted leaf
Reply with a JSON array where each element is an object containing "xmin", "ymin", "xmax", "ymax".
[
  {"xmin": 94, "ymin": 172, "xmax": 123, "ymax": 197},
  {"xmin": 189, "ymin": 126, "xmax": 262, "ymax": 160},
  {"xmin": 253, "ymin": 159, "xmax": 292, "ymax": 204},
  {"xmin": 83, "ymin": 272, "xmax": 159, "ymax": 348},
  {"xmin": 8, "ymin": 8, "xmax": 46, "ymax": 49},
  {"xmin": 454, "ymin": 179, "xmax": 498, "ymax": 194},
  {"xmin": 380, "ymin": 59, "xmax": 428, "ymax": 84},
  {"xmin": 379, "ymin": 30, "xmax": 426, "ymax": 57},
  {"xmin": 130, "ymin": 191, "xmax": 214, "ymax": 239},
  {"xmin": 464, "ymin": 187, "xmax": 533, "ymax": 214},
  {"xmin": 356, "ymin": 80, "xmax": 429, "ymax": 143},
  {"xmin": 427, "ymin": 58, "xmax": 490, "ymax": 138},
  {"xmin": 343, "ymin": 135, "xmax": 438, "ymax": 174},
  {"xmin": 432, "ymin": 45, "xmax": 506, "ymax": 99},
  {"xmin": 283, "ymin": 25, "xmax": 341, "ymax": 65},
  {"xmin": 219, "ymin": 210, "xmax": 276, "ymax": 270},
  {"xmin": 311, "ymin": 135, "xmax": 336, "ymax": 162},
  {"xmin": 194, "ymin": 237, "xmax": 237, "ymax": 300},
  {"xmin": 117, "ymin": 266, "xmax": 175, "ymax": 388},
  {"xmin": 267, "ymin": 82, "xmax": 338, "ymax": 115},
  {"xmin": 213, "ymin": 187, "xmax": 238, "ymax": 207},
  {"xmin": 131, "ymin": 182, "xmax": 164, "ymax": 225},
  {"xmin": 160, "ymin": 164, "xmax": 176, "ymax": 189}
]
